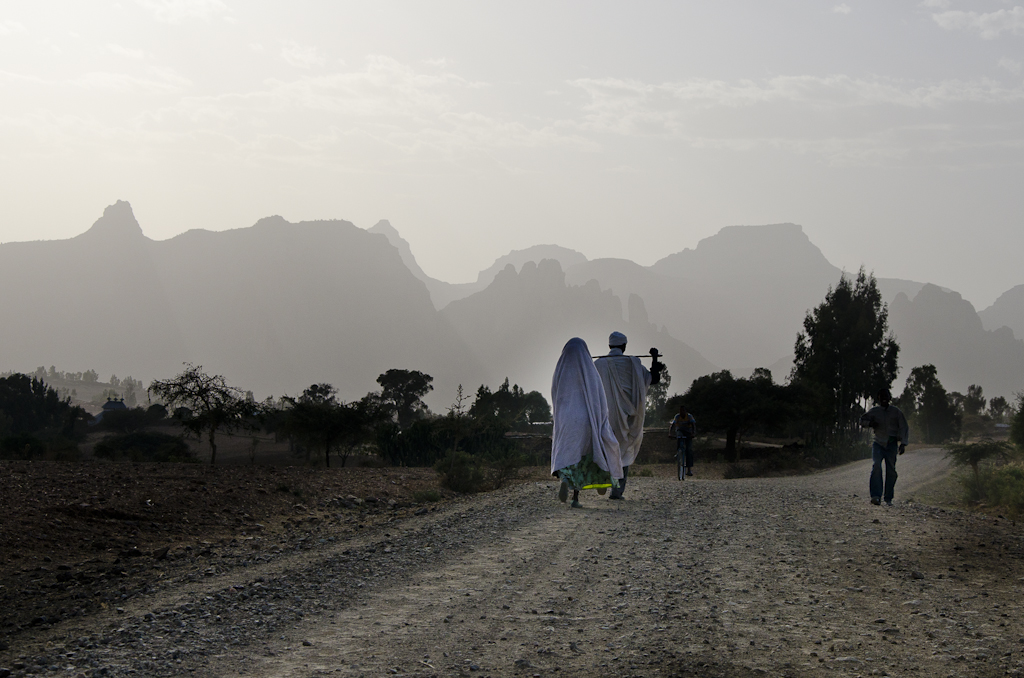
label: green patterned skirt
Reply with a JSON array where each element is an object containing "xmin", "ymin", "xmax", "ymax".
[{"xmin": 556, "ymin": 454, "xmax": 619, "ymax": 491}]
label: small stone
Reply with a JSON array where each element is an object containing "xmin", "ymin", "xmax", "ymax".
[{"xmin": 302, "ymin": 640, "xmax": 312, "ymax": 647}]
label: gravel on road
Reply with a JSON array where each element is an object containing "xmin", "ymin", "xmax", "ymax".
[{"xmin": 3, "ymin": 448, "xmax": 1023, "ymax": 678}]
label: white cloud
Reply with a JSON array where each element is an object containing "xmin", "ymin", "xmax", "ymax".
[
  {"xmin": 106, "ymin": 43, "xmax": 147, "ymax": 60},
  {"xmin": 76, "ymin": 67, "xmax": 192, "ymax": 94},
  {"xmin": 135, "ymin": 0, "xmax": 229, "ymax": 23},
  {"xmin": 280, "ymin": 41, "xmax": 325, "ymax": 69},
  {"xmin": 999, "ymin": 57, "xmax": 1023, "ymax": 74},
  {"xmin": 0, "ymin": 20, "xmax": 27, "ymax": 36},
  {"xmin": 570, "ymin": 74, "xmax": 1024, "ymax": 119},
  {"xmin": 566, "ymin": 74, "xmax": 1024, "ymax": 166},
  {"xmin": 918, "ymin": 0, "xmax": 950, "ymax": 8},
  {"xmin": 833, "ymin": 4, "xmax": 852, "ymax": 15},
  {"xmin": 932, "ymin": 6, "xmax": 1024, "ymax": 39},
  {"xmin": 153, "ymin": 56, "xmax": 585, "ymax": 161}
]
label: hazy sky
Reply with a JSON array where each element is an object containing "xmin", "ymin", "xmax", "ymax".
[{"xmin": 2, "ymin": 1, "xmax": 1022, "ymax": 308}]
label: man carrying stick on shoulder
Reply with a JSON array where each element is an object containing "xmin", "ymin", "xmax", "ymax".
[{"xmin": 595, "ymin": 331, "xmax": 664, "ymax": 500}]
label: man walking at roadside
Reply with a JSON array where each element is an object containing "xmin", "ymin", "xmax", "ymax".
[
  {"xmin": 670, "ymin": 404, "xmax": 697, "ymax": 478},
  {"xmin": 595, "ymin": 331, "xmax": 663, "ymax": 499},
  {"xmin": 859, "ymin": 387, "xmax": 909, "ymax": 507}
]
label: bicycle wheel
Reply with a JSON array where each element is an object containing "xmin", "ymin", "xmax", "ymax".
[{"xmin": 677, "ymin": 451, "xmax": 685, "ymax": 481}]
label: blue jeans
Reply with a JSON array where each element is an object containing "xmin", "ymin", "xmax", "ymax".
[
  {"xmin": 676, "ymin": 436, "xmax": 693, "ymax": 468},
  {"xmin": 870, "ymin": 440, "xmax": 899, "ymax": 502}
]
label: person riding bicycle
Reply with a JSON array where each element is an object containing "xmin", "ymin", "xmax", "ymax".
[{"xmin": 669, "ymin": 404, "xmax": 696, "ymax": 478}]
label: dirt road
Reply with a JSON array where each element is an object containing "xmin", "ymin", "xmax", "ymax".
[{"xmin": 5, "ymin": 449, "xmax": 1024, "ymax": 678}]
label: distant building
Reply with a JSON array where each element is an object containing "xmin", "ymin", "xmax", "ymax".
[{"xmin": 90, "ymin": 397, "xmax": 127, "ymax": 425}]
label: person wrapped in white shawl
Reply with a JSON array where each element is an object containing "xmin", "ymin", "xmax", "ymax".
[
  {"xmin": 594, "ymin": 331, "xmax": 664, "ymax": 499},
  {"xmin": 550, "ymin": 337, "xmax": 623, "ymax": 508}
]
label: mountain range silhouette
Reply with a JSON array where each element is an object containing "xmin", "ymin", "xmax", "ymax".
[{"xmin": 2, "ymin": 201, "xmax": 1021, "ymax": 405}]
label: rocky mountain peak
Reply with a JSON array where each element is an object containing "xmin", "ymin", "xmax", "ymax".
[
  {"xmin": 652, "ymin": 222, "xmax": 835, "ymax": 279},
  {"xmin": 77, "ymin": 200, "xmax": 146, "ymax": 240}
]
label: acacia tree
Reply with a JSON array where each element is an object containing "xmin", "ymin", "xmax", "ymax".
[
  {"xmin": 148, "ymin": 364, "xmax": 256, "ymax": 465},
  {"xmin": 792, "ymin": 269, "xmax": 899, "ymax": 442}
]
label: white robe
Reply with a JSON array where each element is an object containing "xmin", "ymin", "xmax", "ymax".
[
  {"xmin": 594, "ymin": 348, "xmax": 652, "ymax": 467},
  {"xmin": 550, "ymin": 338, "xmax": 623, "ymax": 479}
]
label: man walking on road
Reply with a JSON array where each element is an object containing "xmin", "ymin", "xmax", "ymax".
[
  {"xmin": 670, "ymin": 404, "xmax": 697, "ymax": 477},
  {"xmin": 595, "ymin": 331, "xmax": 663, "ymax": 499},
  {"xmin": 859, "ymin": 387, "xmax": 909, "ymax": 506}
]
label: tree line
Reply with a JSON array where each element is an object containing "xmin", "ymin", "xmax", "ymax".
[
  {"xmin": 0, "ymin": 363, "xmax": 551, "ymax": 488},
  {"xmin": 3, "ymin": 268, "xmax": 1022, "ymax": 473},
  {"xmin": 659, "ymin": 269, "xmax": 1024, "ymax": 462}
]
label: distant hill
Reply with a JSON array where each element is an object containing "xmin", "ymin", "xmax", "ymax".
[
  {"xmin": 371, "ymin": 219, "xmax": 942, "ymax": 376},
  {"xmin": 367, "ymin": 220, "xmax": 478, "ymax": 310},
  {"xmin": 367, "ymin": 220, "xmax": 587, "ymax": 310},
  {"xmin": 562, "ymin": 226, "xmax": 947, "ymax": 378},
  {"xmin": 0, "ymin": 202, "xmax": 484, "ymax": 405},
  {"xmin": 0, "ymin": 201, "xmax": 189, "ymax": 381},
  {"xmin": 440, "ymin": 259, "xmax": 715, "ymax": 398},
  {"xmin": 374, "ymin": 218, "xmax": 1023, "ymax": 398},
  {"xmin": 6, "ymin": 204, "xmax": 1021, "ymax": 407},
  {"xmin": 567, "ymin": 223, "xmax": 839, "ymax": 369},
  {"xmin": 889, "ymin": 284, "xmax": 1024, "ymax": 398},
  {"xmin": 979, "ymin": 284, "xmax": 1024, "ymax": 339}
]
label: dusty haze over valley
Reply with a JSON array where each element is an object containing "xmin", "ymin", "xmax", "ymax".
[
  {"xmin": 2, "ymin": 3, "xmax": 1024, "ymax": 309},
  {"xmin": 3, "ymin": 3, "xmax": 1022, "ymax": 405},
  {"xmin": 4, "ymin": 6, "xmax": 1024, "ymax": 678},
  {"xmin": 1, "ymin": 200, "xmax": 1022, "ymax": 407}
]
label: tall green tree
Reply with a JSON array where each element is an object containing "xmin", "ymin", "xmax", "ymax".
[
  {"xmin": 1010, "ymin": 393, "xmax": 1024, "ymax": 451},
  {"xmin": 962, "ymin": 385, "xmax": 986, "ymax": 416},
  {"xmin": 897, "ymin": 364, "xmax": 961, "ymax": 444},
  {"xmin": 988, "ymin": 396, "xmax": 1009, "ymax": 421},
  {"xmin": 792, "ymin": 269, "xmax": 899, "ymax": 441},
  {"xmin": 645, "ymin": 367, "xmax": 672, "ymax": 425},
  {"xmin": 282, "ymin": 384, "xmax": 383, "ymax": 468},
  {"xmin": 670, "ymin": 369, "xmax": 791, "ymax": 462},
  {"xmin": 149, "ymin": 364, "xmax": 258, "ymax": 465},
  {"xmin": 469, "ymin": 378, "xmax": 551, "ymax": 430},
  {"xmin": 376, "ymin": 369, "xmax": 433, "ymax": 428},
  {"xmin": 0, "ymin": 373, "xmax": 87, "ymax": 441}
]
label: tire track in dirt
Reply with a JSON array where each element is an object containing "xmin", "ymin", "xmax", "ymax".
[
  {"xmin": 219, "ymin": 449, "xmax": 1024, "ymax": 678},
  {"xmin": 7, "ymin": 450, "xmax": 1023, "ymax": 678}
]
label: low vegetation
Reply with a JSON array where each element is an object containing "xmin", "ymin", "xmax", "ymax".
[
  {"xmin": 2, "ymin": 271, "xmax": 1021, "ymax": 510},
  {"xmin": 93, "ymin": 431, "xmax": 196, "ymax": 463}
]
